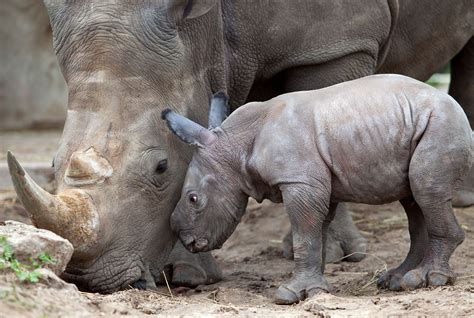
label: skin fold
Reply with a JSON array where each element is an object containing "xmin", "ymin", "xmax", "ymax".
[
  {"xmin": 8, "ymin": 0, "xmax": 472, "ymax": 292},
  {"xmin": 165, "ymin": 74, "xmax": 472, "ymax": 305}
]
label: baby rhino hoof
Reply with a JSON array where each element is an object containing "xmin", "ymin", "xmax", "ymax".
[
  {"xmin": 275, "ymin": 286, "xmax": 328, "ymax": 305},
  {"xmin": 274, "ymin": 278, "xmax": 331, "ymax": 305},
  {"xmin": 275, "ymin": 286, "xmax": 303, "ymax": 305},
  {"xmin": 377, "ymin": 271, "xmax": 404, "ymax": 291},
  {"xmin": 400, "ymin": 268, "xmax": 456, "ymax": 290}
]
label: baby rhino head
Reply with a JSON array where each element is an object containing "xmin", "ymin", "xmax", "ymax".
[{"xmin": 162, "ymin": 93, "xmax": 248, "ymax": 253}]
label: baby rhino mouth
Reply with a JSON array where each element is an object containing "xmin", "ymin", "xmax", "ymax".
[{"xmin": 180, "ymin": 232, "xmax": 210, "ymax": 253}]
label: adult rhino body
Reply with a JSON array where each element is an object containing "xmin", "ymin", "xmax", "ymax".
[{"xmin": 9, "ymin": 0, "xmax": 473, "ymax": 292}]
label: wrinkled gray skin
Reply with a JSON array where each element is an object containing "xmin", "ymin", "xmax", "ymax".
[
  {"xmin": 167, "ymin": 74, "xmax": 472, "ymax": 305},
  {"xmin": 9, "ymin": 0, "xmax": 473, "ymax": 293}
]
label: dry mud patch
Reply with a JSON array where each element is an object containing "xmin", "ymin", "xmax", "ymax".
[{"xmin": 0, "ymin": 198, "xmax": 473, "ymax": 317}]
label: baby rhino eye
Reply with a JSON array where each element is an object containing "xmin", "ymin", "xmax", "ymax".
[
  {"xmin": 189, "ymin": 193, "xmax": 198, "ymax": 204},
  {"xmin": 156, "ymin": 159, "xmax": 168, "ymax": 174}
]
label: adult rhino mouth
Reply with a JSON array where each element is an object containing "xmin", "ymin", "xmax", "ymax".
[
  {"xmin": 62, "ymin": 258, "xmax": 144, "ymax": 293},
  {"xmin": 7, "ymin": 151, "xmax": 100, "ymax": 257}
]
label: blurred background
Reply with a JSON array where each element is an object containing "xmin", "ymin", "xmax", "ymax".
[
  {"xmin": 1, "ymin": 0, "xmax": 66, "ymax": 131},
  {"xmin": 1, "ymin": 1, "xmax": 65, "ymax": 199}
]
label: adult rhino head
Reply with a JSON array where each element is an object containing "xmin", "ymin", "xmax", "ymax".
[{"xmin": 9, "ymin": 0, "xmax": 225, "ymax": 292}]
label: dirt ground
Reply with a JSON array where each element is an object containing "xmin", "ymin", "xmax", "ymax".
[{"xmin": 1, "ymin": 196, "xmax": 473, "ymax": 317}]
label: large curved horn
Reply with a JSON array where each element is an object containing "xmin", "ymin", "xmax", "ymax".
[{"xmin": 7, "ymin": 151, "xmax": 99, "ymax": 253}]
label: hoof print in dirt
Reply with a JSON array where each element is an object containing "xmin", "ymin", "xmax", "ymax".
[
  {"xmin": 303, "ymin": 302, "xmax": 330, "ymax": 318},
  {"xmin": 0, "ymin": 220, "xmax": 73, "ymax": 276}
]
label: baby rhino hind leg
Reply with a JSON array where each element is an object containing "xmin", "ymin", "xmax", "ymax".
[
  {"xmin": 400, "ymin": 198, "xmax": 464, "ymax": 290},
  {"xmin": 399, "ymin": 126, "xmax": 468, "ymax": 290},
  {"xmin": 377, "ymin": 197, "xmax": 428, "ymax": 291}
]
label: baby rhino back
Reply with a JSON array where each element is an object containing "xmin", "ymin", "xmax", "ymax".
[{"xmin": 257, "ymin": 75, "xmax": 472, "ymax": 204}]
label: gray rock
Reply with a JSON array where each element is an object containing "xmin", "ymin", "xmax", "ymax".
[
  {"xmin": 36, "ymin": 268, "xmax": 78, "ymax": 290},
  {"xmin": 0, "ymin": 220, "xmax": 73, "ymax": 275}
]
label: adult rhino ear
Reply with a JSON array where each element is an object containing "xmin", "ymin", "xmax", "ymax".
[
  {"xmin": 208, "ymin": 92, "xmax": 229, "ymax": 129},
  {"xmin": 182, "ymin": 0, "xmax": 217, "ymax": 19},
  {"xmin": 167, "ymin": 0, "xmax": 217, "ymax": 20},
  {"xmin": 162, "ymin": 109, "xmax": 217, "ymax": 147}
]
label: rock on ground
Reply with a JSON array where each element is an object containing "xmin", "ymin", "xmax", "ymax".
[{"xmin": 0, "ymin": 220, "xmax": 73, "ymax": 275}]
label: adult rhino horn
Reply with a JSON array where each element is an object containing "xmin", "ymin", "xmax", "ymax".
[{"xmin": 7, "ymin": 151, "xmax": 99, "ymax": 253}]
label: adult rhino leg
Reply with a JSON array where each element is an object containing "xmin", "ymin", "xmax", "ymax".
[
  {"xmin": 163, "ymin": 241, "xmax": 222, "ymax": 287},
  {"xmin": 326, "ymin": 204, "xmax": 368, "ymax": 262},
  {"xmin": 283, "ymin": 204, "xmax": 367, "ymax": 263},
  {"xmin": 450, "ymin": 37, "xmax": 474, "ymax": 207}
]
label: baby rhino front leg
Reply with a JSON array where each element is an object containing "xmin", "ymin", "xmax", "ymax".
[{"xmin": 275, "ymin": 183, "xmax": 334, "ymax": 305}]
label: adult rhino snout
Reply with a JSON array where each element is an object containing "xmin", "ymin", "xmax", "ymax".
[
  {"xmin": 7, "ymin": 151, "xmax": 100, "ymax": 255},
  {"xmin": 65, "ymin": 147, "xmax": 113, "ymax": 186}
]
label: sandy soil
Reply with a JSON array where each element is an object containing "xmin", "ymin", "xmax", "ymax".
[{"xmin": 1, "ymin": 197, "xmax": 473, "ymax": 317}]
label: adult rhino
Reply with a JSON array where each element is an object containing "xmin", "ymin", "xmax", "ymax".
[{"xmin": 8, "ymin": 0, "xmax": 473, "ymax": 293}]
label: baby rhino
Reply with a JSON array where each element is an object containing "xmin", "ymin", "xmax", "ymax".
[{"xmin": 162, "ymin": 74, "xmax": 472, "ymax": 305}]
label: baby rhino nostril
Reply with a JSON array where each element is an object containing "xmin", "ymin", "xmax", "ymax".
[
  {"xmin": 180, "ymin": 233, "xmax": 196, "ymax": 247},
  {"xmin": 194, "ymin": 238, "xmax": 208, "ymax": 250}
]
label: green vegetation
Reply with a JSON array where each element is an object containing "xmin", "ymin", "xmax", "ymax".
[{"xmin": 0, "ymin": 236, "xmax": 55, "ymax": 283}]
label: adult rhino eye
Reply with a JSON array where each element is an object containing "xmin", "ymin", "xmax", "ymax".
[
  {"xmin": 189, "ymin": 193, "xmax": 198, "ymax": 204},
  {"xmin": 156, "ymin": 159, "xmax": 168, "ymax": 174}
]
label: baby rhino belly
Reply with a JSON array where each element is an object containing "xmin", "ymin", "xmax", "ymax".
[{"xmin": 329, "ymin": 149, "xmax": 412, "ymax": 205}]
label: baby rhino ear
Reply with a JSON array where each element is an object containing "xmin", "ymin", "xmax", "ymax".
[
  {"xmin": 208, "ymin": 92, "xmax": 230, "ymax": 130},
  {"xmin": 162, "ymin": 109, "xmax": 217, "ymax": 147}
]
